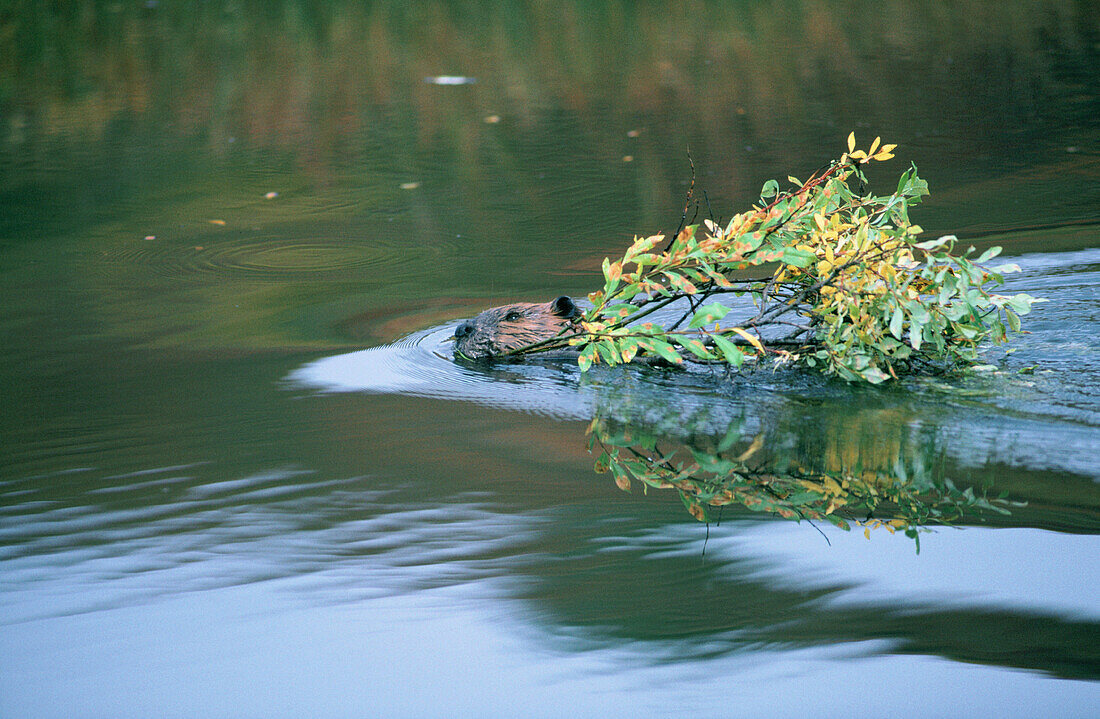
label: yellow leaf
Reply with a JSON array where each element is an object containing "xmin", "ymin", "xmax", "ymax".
[
  {"xmin": 847, "ymin": 131, "xmax": 856, "ymax": 153},
  {"xmin": 868, "ymin": 136, "xmax": 881, "ymax": 156},
  {"xmin": 864, "ymin": 527, "xmax": 871, "ymax": 540},
  {"xmin": 730, "ymin": 327, "xmax": 766, "ymax": 354}
]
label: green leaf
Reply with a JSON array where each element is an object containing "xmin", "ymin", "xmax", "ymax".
[
  {"xmin": 577, "ymin": 345, "xmax": 598, "ymax": 372},
  {"xmin": 675, "ymin": 336, "xmax": 716, "ymax": 360},
  {"xmin": 595, "ymin": 340, "xmax": 621, "ymax": 365},
  {"xmin": 629, "ymin": 253, "xmax": 662, "ymax": 267},
  {"xmin": 915, "ymin": 235, "xmax": 955, "ymax": 251},
  {"xmin": 593, "ymin": 451, "xmax": 611, "ymax": 473},
  {"xmin": 644, "ymin": 338, "xmax": 684, "ymax": 365},
  {"xmin": 904, "ymin": 173, "xmax": 929, "ymax": 203},
  {"xmin": 711, "ymin": 333, "xmax": 745, "ymax": 367},
  {"xmin": 760, "ymin": 179, "xmax": 779, "ymax": 199},
  {"xmin": 688, "ymin": 302, "xmax": 731, "ymax": 329},
  {"xmin": 976, "ymin": 246, "xmax": 1002, "ymax": 263},
  {"xmin": 909, "ymin": 322, "xmax": 924, "ymax": 351},
  {"xmin": 780, "ymin": 247, "xmax": 816, "ymax": 268},
  {"xmin": 623, "ymin": 235, "xmax": 662, "ymax": 261},
  {"xmin": 889, "ymin": 307, "xmax": 904, "ymax": 339},
  {"xmin": 618, "ymin": 337, "xmax": 640, "ymax": 363},
  {"xmin": 663, "ymin": 271, "xmax": 698, "ymax": 294},
  {"xmin": 908, "ymin": 303, "xmax": 932, "ymax": 325},
  {"xmin": 601, "ymin": 257, "xmax": 620, "ymax": 295},
  {"xmin": 1006, "ymin": 293, "xmax": 1036, "ymax": 315},
  {"xmin": 896, "ymin": 167, "xmax": 912, "ymax": 196},
  {"xmin": 952, "ymin": 322, "xmax": 979, "ymax": 340}
]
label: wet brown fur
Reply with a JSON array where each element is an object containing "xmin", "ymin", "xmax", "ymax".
[{"xmin": 453, "ymin": 296, "xmax": 578, "ymax": 359}]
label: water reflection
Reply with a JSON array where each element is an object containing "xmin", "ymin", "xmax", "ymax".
[
  {"xmin": 4, "ymin": 459, "xmax": 1096, "ymax": 682},
  {"xmin": 2, "ymin": 2, "xmax": 1099, "ymax": 715},
  {"xmin": 587, "ymin": 410, "xmax": 1013, "ymax": 543},
  {"xmin": 514, "ymin": 522, "xmax": 1100, "ymax": 679}
]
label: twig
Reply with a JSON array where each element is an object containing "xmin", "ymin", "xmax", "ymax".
[{"xmin": 665, "ymin": 152, "xmax": 697, "ymax": 253}]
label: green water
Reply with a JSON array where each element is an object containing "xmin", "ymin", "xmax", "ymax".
[{"xmin": 2, "ymin": 3, "xmax": 1099, "ymax": 717}]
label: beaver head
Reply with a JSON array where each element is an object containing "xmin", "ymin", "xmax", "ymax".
[{"xmin": 453, "ymin": 295, "xmax": 579, "ymax": 359}]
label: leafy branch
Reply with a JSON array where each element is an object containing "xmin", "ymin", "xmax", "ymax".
[{"xmin": 504, "ymin": 134, "xmax": 1042, "ymax": 384}]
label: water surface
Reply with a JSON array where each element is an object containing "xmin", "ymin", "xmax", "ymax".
[{"xmin": 1, "ymin": 3, "xmax": 1099, "ymax": 717}]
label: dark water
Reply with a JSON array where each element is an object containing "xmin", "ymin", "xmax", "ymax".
[{"xmin": 2, "ymin": 3, "xmax": 1099, "ymax": 717}]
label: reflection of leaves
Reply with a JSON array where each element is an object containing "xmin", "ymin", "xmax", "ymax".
[{"xmin": 588, "ymin": 414, "xmax": 1015, "ymax": 550}]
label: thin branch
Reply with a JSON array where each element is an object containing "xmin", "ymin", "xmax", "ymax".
[{"xmin": 665, "ymin": 152, "xmax": 697, "ymax": 253}]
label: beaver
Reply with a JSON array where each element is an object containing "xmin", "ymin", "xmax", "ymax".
[{"xmin": 453, "ymin": 295, "xmax": 580, "ymax": 359}]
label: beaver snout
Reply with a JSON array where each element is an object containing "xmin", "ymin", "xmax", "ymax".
[{"xmin": 454, "ymin": 321, "xmax": 475, "ymax": 339}]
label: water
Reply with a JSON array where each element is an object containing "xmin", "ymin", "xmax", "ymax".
[{"xmin": 2, "ymin": 3, "xmax": 1099, "ymax": 717}]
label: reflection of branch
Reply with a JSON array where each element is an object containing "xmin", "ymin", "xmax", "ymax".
[{"xmin": 588, "ymin": 415, "xmax": 1015, "ymax": 549}]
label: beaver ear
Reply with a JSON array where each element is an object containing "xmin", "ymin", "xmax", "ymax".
[{"xmin": 551, "ymin": 295, "xmax": 578, "ymax": 318}]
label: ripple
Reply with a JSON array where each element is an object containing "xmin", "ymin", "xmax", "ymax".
[
  {"xmin": 99, "ymin": 235, "xmax": 407, "ymax": 280},
  {"xmin": 0, "ymin": 459, "xmax": 540, "ymax": 622},
  {"xmin": 288, "ymin": 323, "xmax": 594, "ymax": 418}
]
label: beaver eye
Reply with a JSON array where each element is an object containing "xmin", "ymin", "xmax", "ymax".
[{"xmin": 505, "ymin": 310, "xmax": 523, "ymax": 321}]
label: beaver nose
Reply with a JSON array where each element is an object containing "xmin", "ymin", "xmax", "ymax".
[{"xmin": 454, "ymin": 321, "xmax": 474, "ymax": 339}]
